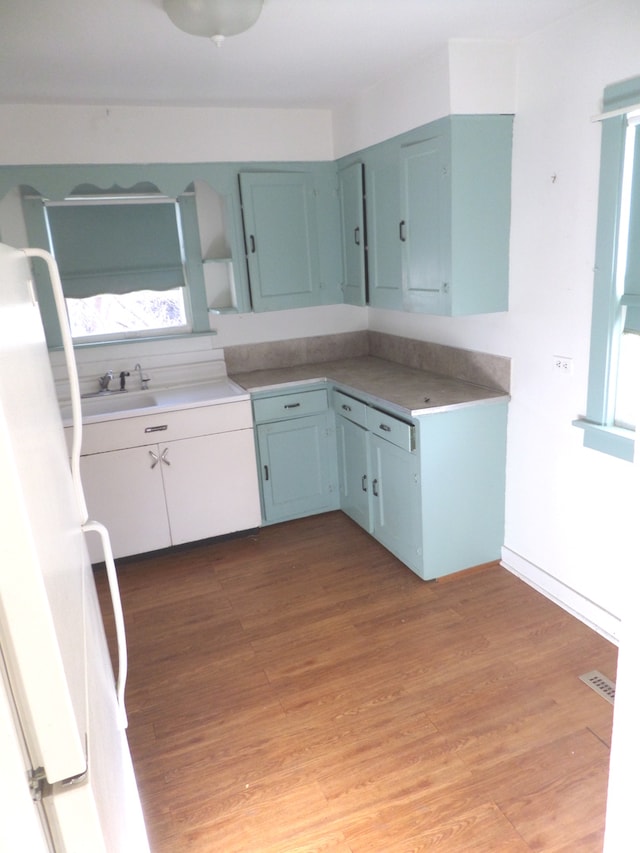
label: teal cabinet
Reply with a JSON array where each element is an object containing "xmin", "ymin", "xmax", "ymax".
[
  {"xmin": 253, "ymin": 386, "xmax": 339, "ymax": 524},
  {"xmin": 336, "ymin": 413, "xmax": 371, "ymax": 530},
  {"xmin": 334, "ymin": 387, "xmax": 508, "ymax": 580},
  {"xmin": 366, "ymin": 151, "xmax": 403, "ymax": 310},
  {"xmin": 338, "ymin": 161, "xmax": 367, "ymax": 306},
  {"xmin": 400, "ymin": 115, "xmax": 513, "ymax": 316},
  {"xmin": 334, "ymin": 390, "xmax": 422, "ymax": 573},
  {"xmin": 239, "ymin": 171, "xmax": 322, "ymax": 312},
  {"xmin": 340, "ymin": 113, "xmax": 513, "ymax": 316},
  {"xmin": 400, "ymin": 135, "xmax": 445, "ymax": 313},
  {"xmin": 369, "ymin": 432, "xmax": 422, "ymax": 573}
]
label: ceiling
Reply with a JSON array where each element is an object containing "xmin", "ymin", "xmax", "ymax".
[{"xmin": 0, "ymin": 0, "xmax": 598, "ymax": 110}]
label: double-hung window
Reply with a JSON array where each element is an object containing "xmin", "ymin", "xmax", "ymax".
[{"xmin": 577, "ymin": 75, "xmax": 640, "ymax": 461}]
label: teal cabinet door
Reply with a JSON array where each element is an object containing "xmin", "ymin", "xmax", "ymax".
[
  {"xmin": 338, "ymin": 162, "xmax": 367, "ymax": 306},
  {"xmin": 400, "ymin": 136, "xmax": 447, "ymax": 314},
  {"xmin": 369, "ymin": 433, "xmax": 422, "ymax": 573},
  {"xmin": 366, "ymin": 154, "xmax": 403, "ymax": 309},
  {"xmin": 336, "ymin": 414, "xmax": 371, "ymax": 531},
  {"xmin": 239, "ymin": 171, "xmax": 321, "ymax": 311},
  {"xmin": 257, "ymin": 412, "xmax": 339, "ymax": 524}
]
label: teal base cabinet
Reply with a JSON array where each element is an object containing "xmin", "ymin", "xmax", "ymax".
[
  {"xmin": 335, "ymin": 390, "xmax": 423, "ymax": 574},
  {"xmin": 334, "ymin": 388, "xmax": 508, "ymax": 580},
  {"xmin": 253, "ymin": 386, "xmax": 339, "ymax": 525},
  {"xmin": 416, "ymin": 401, "xmax": 508, "ymax": 579}
]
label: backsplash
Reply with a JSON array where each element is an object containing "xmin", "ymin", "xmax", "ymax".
[
  {"xmin": 50, "ymin": 333, "xmax": 227, "ymax": 405},
  {"xmin": 225, "ymin": 331, "xmax": 510, "ymax": 392}
]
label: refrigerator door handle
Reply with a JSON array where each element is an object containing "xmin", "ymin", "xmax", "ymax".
[
  {"xmin": 81, "ymin": 519, "xmax": 129, "ymax": 730},
  {"xmin": 23, "ymin": 248, "xmax": 88, "ymax": 523}
]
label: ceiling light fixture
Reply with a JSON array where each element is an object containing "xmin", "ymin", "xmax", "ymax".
[{"xmin": 163, "ymin": 0, "xmax": 264, "ymax": 48}]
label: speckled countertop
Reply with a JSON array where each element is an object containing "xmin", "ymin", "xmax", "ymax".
[{"xmin": 230, "ymin": 356, "xmax": 509, "ymax": 417}]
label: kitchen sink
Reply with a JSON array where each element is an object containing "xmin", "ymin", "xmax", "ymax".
[{"xmin": 59, "ymin": 379, "xmax": 249, "ymax": 426}]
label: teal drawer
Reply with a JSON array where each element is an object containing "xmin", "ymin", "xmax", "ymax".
[
  {"xmin": 366, "ymin": 406, "xmax": 415, "ymax": 452},
  {"xmin": 333, "ymin": 390, "xmax": 367, "ymax": 428},
  {"xmin": 253, "ymin": 388, "xmax": 328, "ymax": 423}
]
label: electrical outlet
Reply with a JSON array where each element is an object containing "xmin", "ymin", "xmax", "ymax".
[{"xmin": 552, "ymin": 356, "xmax": 573, "ymax": 374}]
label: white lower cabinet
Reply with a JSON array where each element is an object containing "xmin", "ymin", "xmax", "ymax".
[{"xmin": 76, "ymin": 401, "xmax": 261, "ymax": 562}]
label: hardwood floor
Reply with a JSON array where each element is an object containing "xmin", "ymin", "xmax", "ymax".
[{"xmin": 96, "ymin": 511, "xmax": 617, "ymax": 852}]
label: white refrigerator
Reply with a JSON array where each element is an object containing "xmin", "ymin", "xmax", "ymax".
[{"xmin": 0, "ymin": 242, "xmax": 150, "ymax": 852}]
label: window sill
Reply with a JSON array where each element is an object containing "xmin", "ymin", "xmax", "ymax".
[{"xmin": 573, "ymin": 418, "xmax": 636, "ymax": 462}]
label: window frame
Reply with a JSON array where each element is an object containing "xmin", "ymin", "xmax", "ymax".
[
  {"xmin": 22, "ymin": 188, "xmax": 210, "ymax": 349},
  {"xmin": 575, "ymin": 76, "xmax": 640, "ymax": 462}
]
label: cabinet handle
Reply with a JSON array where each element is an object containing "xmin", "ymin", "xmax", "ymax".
[
  {"xmin": 160, "ymin": 447, "xmax": 170, "ymax": 466},
  {"xmin": 372, "ymin": 478, "xmax": 379, "ymax": 497},
  {"xmin": 149, "ymin": 450, "xmax": 159, "ymax": 470},
  {"xmin": 361, "ymin": 474, "xmax": 367, "ymax": 492},
  {"xmin": 144, "ymin": 424, "xmax": 168, "ymax": 433},
  {"xmin": 341, "ymin": 403, "xmax": 352, "ymax": 412},
  {"xmin": 379, "ymin": 423, "xmax": 392, "ymax": 432},
  {"xmin": 284, "ymin": 402, "xmax": 301, "ymax": 409},
  {"xmin": 399, "ymin": 220, "xmax": 407, "ymax": 242},
  {"xmin": 249, "ymin": 234, "xmax": 256, "ymax": 253},
  {"xmin": 354, "ymin": 226, "xmax": 361, "ymax": 246},
  {"xmin": 264, "ymin": 464, "xmax": 269, "ymax": 481}
]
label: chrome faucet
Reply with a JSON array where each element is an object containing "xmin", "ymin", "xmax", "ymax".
[
  {"xmin": 98, "ymin": 370, "xmax": 113, "ymax": 392},
  {"xmin": 134, "ymin": 363, "xmax": 150, "ymax": 390}
]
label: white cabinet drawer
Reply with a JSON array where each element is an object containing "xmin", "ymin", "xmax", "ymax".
[
  {"xmin": 333, "ymin": 390, "xmax": 367, "ymax": 428},
  {"xmin": 366, "ymin": 406, "xmax": 415, "ymax": 452},
  {"xmin": 74, "ymin": 399, "xmax": 254, "ymax": 455},
  {"xmin": 253, "ymin": 388, "xmax": 328, "ymax": 423}
]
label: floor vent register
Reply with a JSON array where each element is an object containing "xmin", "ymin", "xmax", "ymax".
[{"xmin": 579, "ymin": 670, "xmax": 615, "ymax": 705}]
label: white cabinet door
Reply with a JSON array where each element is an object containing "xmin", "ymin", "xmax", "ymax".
[
  {"xmin": 80, "ymin": 446, "xmax": 171, "ymax": 562},
  {"xmin": 161, "ymin": 429, "xmax": 261, "ymax": 545}
]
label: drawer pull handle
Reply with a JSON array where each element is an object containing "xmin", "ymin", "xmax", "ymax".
[
  {"xmin": 264, "ymin": 465, "xmax": 269, "ymax": 481},
  {"xmin": 361, "ymin": 474, "xmax": 367, "ymax": 492},
  {"xmin": 399, "ymin": 220, "xmax": 407, "ymax": 242},
  {"xmin": 284, "ymin": 402, "xmax": 301, "ymax": 409},
  {"xmin": 249, "ymin": 234, "xmax": 256, "ymax": 253},
  {"xmin": 379, "ymin": 423, "xmax": 392, "ymax": 432},
  {"xmin": 341, "ymin": 403, "xmax": 352, "ymax": 412},
  {"xmin": 372, "ymin": 478, "xmax": 379, "ymax": 497},
  {"xmin": 149, "ymin": 450, "xmax": 159, "ymax": 470},
  {"xmin": 354, "ymin": 226, "xmax": 361, "ymax": 246},
  {"xmin": 144, "ymin": 424, "xmax": 168, "ymax": 433},
  {"xmin": 160, "ymin": 448, "xmax": 170, "ymax": 467}
]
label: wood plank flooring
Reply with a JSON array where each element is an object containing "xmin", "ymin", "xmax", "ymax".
[{"xmin": 95, "ymin": 511, "xmax": 617, "ymax": 852}]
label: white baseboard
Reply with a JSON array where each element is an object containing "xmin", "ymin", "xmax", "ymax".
[{"xmin": 501, "ymin": 547, "xmax": 620, "ymax": 645}]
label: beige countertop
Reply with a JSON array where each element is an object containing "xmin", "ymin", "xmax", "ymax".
[{"xmin": 230, "ymin": 356, "xmax": 509, "ymax": 417}]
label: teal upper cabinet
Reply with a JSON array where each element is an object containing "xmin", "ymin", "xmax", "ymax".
[
  {"xmin": 399, "ymin": 115, "xmax": 513, "ymax": 315},
  {"xmin": 338, "ymin": 162, "xmax": 367, "ymax": 306},
  {"xmin": 239, "ymin": 169, "xmax": 344, "ymax": 313},
  {"xmin": 400, "ymin": 135, "xmax": 445, "ymax": 313},
  {"xmin": 366, "ymin": 147, "xmax": 403, "ymax": 310},
  {"xmin": 341, "ymin": 113, "xmax": 514, "ymax": 316}
]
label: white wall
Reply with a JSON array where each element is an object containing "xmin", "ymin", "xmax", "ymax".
[{"xmin": 334, "ymin": 0, "xmax": 640, "ymax": 636}]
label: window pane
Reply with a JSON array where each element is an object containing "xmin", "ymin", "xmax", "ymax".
[
  {"xmin": 614, "ymin": 330, "xmax": 640, "ymax": 429},
  {"xmin": 66, "ymin": 287, "xmax": 187, "ymax": 339}
]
